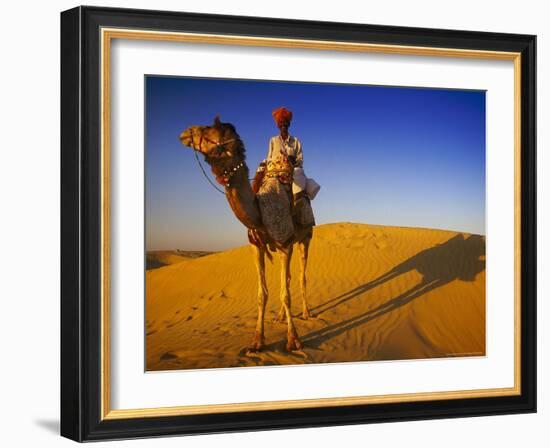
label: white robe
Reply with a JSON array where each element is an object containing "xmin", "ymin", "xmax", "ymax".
[{"xmin": 266, "ymin": 135, "xmax": 319, "ymax": 198}]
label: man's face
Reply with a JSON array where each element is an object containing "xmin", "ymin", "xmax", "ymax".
[{"xmin": 277, "ymin": 119, "xmax": 290, "ymax": 133}]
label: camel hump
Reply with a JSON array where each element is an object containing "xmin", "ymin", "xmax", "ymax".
[{"xmin": 257, "ymin": 177, "xmax": 294, "ymax": 244}]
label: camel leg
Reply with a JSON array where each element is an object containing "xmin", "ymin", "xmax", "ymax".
[
  {"xmin": 275, "ymin": 248, "xmax": 288, "ymax": 323},
  {"xmin": 275, "ymin": 303, "xmax": 286, "ymax": 323},
  {"xmin": 298, "ymin": 238, "xmax": 312, "ymax": 319},
  {"xmin": 279, "ymin": 247, "xmax": 302, "ymax": 351},
  {"xmin": 249, "ymin": 245, "xmax": 268, "ymax": 351}
]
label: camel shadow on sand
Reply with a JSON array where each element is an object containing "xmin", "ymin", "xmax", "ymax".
[{"xmin": 295, "ymin": 233, "xmax": 486, "ymax": 350}]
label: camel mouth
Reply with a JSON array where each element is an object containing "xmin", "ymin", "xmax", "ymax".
[{"xmin": 179, "ymin": 130, "xmax": 194, "ymax": 149}]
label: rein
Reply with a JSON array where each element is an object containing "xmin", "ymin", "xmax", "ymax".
[
  {"xmin": 193, "ymin": 150, "xmax": 226, "ymax": 195},
  {"xmin": 192, "ymin": 133, "xmax": 247, "ymax": 194}
]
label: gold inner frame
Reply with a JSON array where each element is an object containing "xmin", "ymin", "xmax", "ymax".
[{"xmin": 100, "ymin": 27, "xmax": 522, "ymax": 420}]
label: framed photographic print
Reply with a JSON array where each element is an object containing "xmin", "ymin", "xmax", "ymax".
[{"xmin": 60, "ymin": 6, "xmax": 536, "ymax": 442}]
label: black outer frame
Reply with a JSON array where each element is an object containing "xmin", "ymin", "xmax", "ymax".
[{"xmin": 60, "ymin": 6, "xmax": 536, "ymax": 442}]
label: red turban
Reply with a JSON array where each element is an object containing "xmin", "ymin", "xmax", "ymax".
[{"xmin": 272, "ymin": 107, "xmax": 293, "ymax": 125}]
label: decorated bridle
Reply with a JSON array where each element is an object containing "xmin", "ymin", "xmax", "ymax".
[
  {"xmin": 197, "ymin": 134, "xmax": 239, "ymax": 156},
  {"xmin": 192, "ymin": 129, "xmax": 246, "ymax": 191}
]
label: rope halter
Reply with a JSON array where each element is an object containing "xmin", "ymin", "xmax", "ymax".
[{"xmin": 192, "ymin": 131, "xmax": 246, "ymax": 191}]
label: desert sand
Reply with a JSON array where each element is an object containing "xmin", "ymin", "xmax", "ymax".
[
  {"xmin": 146, "ymin": 223, "xmax": 485, "ymax": 371},
  {"xmin": 146, "ymin": 250, "xmax": 216, "ymax": 270}
]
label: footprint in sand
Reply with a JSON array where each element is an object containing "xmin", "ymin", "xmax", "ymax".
[{"xmin": 160, "ymin": 352, "xmax": 178, "ymax": 361}]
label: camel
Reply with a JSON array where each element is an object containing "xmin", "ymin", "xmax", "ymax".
[{"xmin": 179, "ymin": 116, "xmax": 314, "ymax": 352}]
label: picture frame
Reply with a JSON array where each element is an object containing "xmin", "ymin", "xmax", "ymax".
[{"xmin": 60, "ymin": 5, "xmax": 536, "ymax": 442}]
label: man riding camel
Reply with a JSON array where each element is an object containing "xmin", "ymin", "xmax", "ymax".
[{"xmin": 256, "ymin": 107, "xmax": 319, "ymax": 228}]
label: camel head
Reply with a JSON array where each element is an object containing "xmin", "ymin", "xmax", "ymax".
[
  {"xmin": 179, "ymin": 116, "xmax": 247, "ymax": 188},
  {"xmin": 179, "ymin": 116, "xmax": 244, "ymax": 164}
]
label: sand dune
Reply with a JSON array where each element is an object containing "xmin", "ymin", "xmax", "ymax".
[
  {"xmin": 146, "ymin": 223, "xmax": 485, "ymax": 371},
  {"xmin": 146, "ymin": 250, "xmax": 215, "ymax": 270}
]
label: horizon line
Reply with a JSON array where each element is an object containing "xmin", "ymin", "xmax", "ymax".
[{"xmin": 146, "ymin": 221, "xmax": 486, "ymax": 252}]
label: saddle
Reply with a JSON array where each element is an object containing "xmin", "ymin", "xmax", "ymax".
[
  {"xmin": 293, "ymin": 191, "xmax": 316, "ymax": 227},
  {"xmin": 253, "ymin": 159, "xmax": 315, "ymax": 245}
]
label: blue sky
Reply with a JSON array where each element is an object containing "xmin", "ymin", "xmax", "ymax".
[{"xmin": 145, "ymin": 76, "xmax": 486, "ymax": 251}]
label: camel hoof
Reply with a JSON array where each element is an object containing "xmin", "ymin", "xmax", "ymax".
[
  {"xmin": 247, "ymin": 333, "xmax": 265, "ymax": 352},
  {"xmin": 286, "ymin": 336, "xmax": 303, "ymax": 352},
  {"xmin": 301, "ymin": 310, "xmax": 314, "ymax": 320},
  {"xmin": 247, "ymin": 343, "xmax": 264, "ymax": 353}
]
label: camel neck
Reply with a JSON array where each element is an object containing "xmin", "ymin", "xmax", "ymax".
[{"xmin": 225, "ymin": 163, "xmax": 263, "ymax": 230}]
